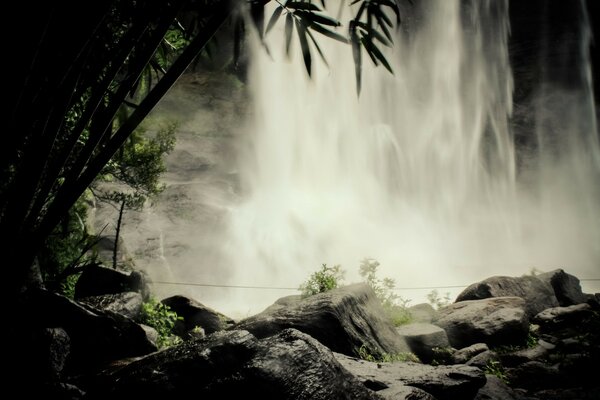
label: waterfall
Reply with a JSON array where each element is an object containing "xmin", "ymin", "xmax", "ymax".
[{"xmin": 209, "ymin": 0, "xmax": 600, "ymax": 315}]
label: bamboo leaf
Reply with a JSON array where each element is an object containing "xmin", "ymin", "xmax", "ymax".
[
  {"xmin": 266, "ymin": 6, "xmax": 284, "ymax": 34},
  {"xmin": 374, "ymin": 12, "xmax": 393, "ymax": 43},
  {"xmin": 375, "ymin": 0, "xmax": 401, "ymax": 24},
  {"xmin": 286, "ymin": 2, "xmax": 321, "ymax": 11},
  {"xmin": 350, "ymin": 23, "xmax": 362, "ymax": 95},
  {"xmin": 250, "ymin": 2, "xmax": 265, "ymax": 38},
  {"xmin": 308, "ymin": 22, "xmax": 349, "ymax": 43},
  {"xmin": 295, "ymin": 10, "xmax": 340, "ymax": 26},
  {"xmin": 355, "ymin": 21, "xmax": 392, "ymax": 46},
  {"xmin": 362, "ymin": 37, "xmax": 379, "ymax": 66},
  {"xmin": 306, "ymin": 28, "xmax": 328, "ymax": 68},
  {"xmin": 295, "ymin": 19, "xmax": 312, "ymax": 76},
  {"xmin": 285, "ymin": 13, "xmax": 294, "ymax": 56},
  {"xmin": 362, "ymin": 36, "xmax": 393, "ymax": 74}
]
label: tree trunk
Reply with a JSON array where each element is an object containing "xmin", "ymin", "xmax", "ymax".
[{"xmin": 113, "ymin": 200, "xmax": 126, "ymax": 269}]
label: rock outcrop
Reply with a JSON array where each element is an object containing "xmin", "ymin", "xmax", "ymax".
[
  {"xmin": 84, "ymin": 329, "xmax": 381, "ymax": 400},
  {"xmin": 161, "ymin": 295, "xmax": 235, "ymax": 337},
  {"xmin": 434, "ymin": 297, "xmax": 529, "ymax": 348},
  {"xmin": 234, "ymin": 283, "xmax": 410, "ymax": 357},
  {"xmin": 334, "ymin": 352, "xmax": 486, "ymax": 400},
  {"xmin": 74, "ymin": 264, "xmax": 150, "ymax": 300},
  {"xmin": 455, "ymin": 275, "xmax": 558, "ymax": 317}
]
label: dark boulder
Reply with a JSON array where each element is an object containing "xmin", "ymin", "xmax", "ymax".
[
  {"xmin": 84, "ymin": 329, "xmax": 381, "ymax": 399},
  {"xmin": 408, "ymin": 303, "xmax": 438, "ymax": 323},
  {"xmin": 453, "ymin": 343, "xmax": 489, "ymax": 364},
  {"xmin": 434, "ymin": 297, "xmax": 529, "ymax": 349},
  {"xmin": 537, "ymin": 269, "xmax": 587, "ymax": 306},
  {"xmin": 395, "ymin": 322, "xmax": 450, "ymax": 363},
  {"xmin": 455, "ymin": 275, "xmax": 558, "ymax": 317},
  {"xmin": 74, "ymin": 264, "xmax": 150, "ymax": 300},
  {"xmin": 475, "ymin": 375, "xmax": 518, "ymax": 400},
  {"xmin": 79, "ymin": 292, "xmax": 143, "ymax": 320},
  {"xmin": 23, "ymin": 289, "xmax": 157, "ymax": 373},
  {"xmin": 532, "ymin": 303, "xmax": 593, "ymax": 332},
  {"xmin": 161, "ymin": 295, "xmax": 235, "ymax": 337},
  {"xmin": 335, "ymin": 352, "xmax": 486, "ymax": 400},
  {"xmin": 234, "ymin": 283, "xmax": 410, "ymax": 357}
]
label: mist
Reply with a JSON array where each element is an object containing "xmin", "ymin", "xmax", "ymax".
[{"xmin": 112, "ymin": 0, "xmax": 600, "ymax": 319}]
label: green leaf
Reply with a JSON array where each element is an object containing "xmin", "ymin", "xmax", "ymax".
[
  {"xmin": 295, "ymin": 19, "xmax": 312, "ymax": 76},
  {"xmin": 362, "ymin": 36, "xmax": 393, "ymax": 74},
  {"xmin": 265, "ymin": 6, "xmax": 284, "ymax": 34},
  {"xmin": 308, "ymin": 21, "xmax": 349, "ymax": 43},
  {"xmin": 285, "ymin": 13, "xmax": 294, "ymax": 56},
  {"xmin": 286, "ymin": 1, "xmax": 321, "ymax": 11}
]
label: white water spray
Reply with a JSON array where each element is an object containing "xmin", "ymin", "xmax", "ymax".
[{"xmin": 172, "ymin": 0, "xmax": 600, "ymax": 317}]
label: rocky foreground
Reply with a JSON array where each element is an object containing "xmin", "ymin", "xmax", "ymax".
[{"xmin": 8, "ymin": 266, "xmax": 599, "ymax": 399}]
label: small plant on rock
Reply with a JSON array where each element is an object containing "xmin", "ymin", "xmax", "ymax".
[
  {"xmin": 484, "ymin": 359, "xmax": 509, "ymax": 384},
  {"xmin": 426, "ymin": 289, "xmax": 451, "ymax": 310},
  {"xmin": 140, "ymin": 297, "xmax": 183, "ymax": 348},
  {"xmin": 359, "ymin": 258, "xmax": 412, "ymax": 326},
  {"xmin": 299, "ymin": 263, "xmax": 344, "ymax": 297}
]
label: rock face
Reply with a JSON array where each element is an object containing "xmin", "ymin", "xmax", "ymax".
[
  {"xmin": 455, "ymin": 275, "xmax": 558, "ymax": 317},
  {"xmin": 434, "ymin": 297, "xmax": 529, "ymax": 349},
  {"xmin": 537, "ymin": 269, "xmax": 587, "ymax": 307},
  {"xmin": 74, "ymin": 264, "xmax": 150, "ymax": 300},
  {"xmin": 234, "ymin": 283, "xmax": 410, "ymax": 357},
  {"xmin": 408, "ymin": 303, "xmax": 438, "ymax": 323},
  {"xmin": 23, "ymin": 289, "xmax": 157, "ymax": 373},
  {"xmin": 396, "ymin": 323, "xmax": 450, "ymax": 363},
  {"xmin": 84, "ymin": 329, "xmax": 380, "ymax": 399},
  {"xmin": 79, "ymin": 292, "xmax": 143, "ymax": 320},
  {"xmin": 335, "ymin": 352, "xmax": 486, "ymax": 400},
  {"xmin": 474, "ymin": 375, "xmax": 518, "ymax": 400},
  {"xmin": 161, "ymin": 295, "xmax": 235, "ymax": 337}
]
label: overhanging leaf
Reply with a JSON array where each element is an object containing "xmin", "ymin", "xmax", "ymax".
[
  {"xmin": 362, "ymin": 36, "xmax": 393, "ymax": 74},
  {"xmin": 295, "ymin": 10, "xmax": 340, "ymax": 27},
  {"xmin": 350, "ymin": 23, "xmax": 362, "ymax": 95},
  {"xmin": 295, "ymin": 19, "xmax": 312, "ymax": 76},
  {"xmin": 265, "ymin": 6, "xmax": 284, "ymax": 34},
  {"xmin": 308, "ymin": 22, "xmax": 349, "ymax": 43},
  {"xmin": 306, "ymin": 28, "xmax": 328, "ymax": 68},
  {"xmin": 286, "ymin": 1, "xmax": 321, "ymax": 11},
  {"xmin": 285, "ymin": 13, "xmax": 294, "ymax": 56}
]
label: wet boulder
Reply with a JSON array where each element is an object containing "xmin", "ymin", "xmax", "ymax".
[
  {"xmin": 395, "ymin": 323, "xmax": 450, "ymax": 363},
  {"xmin": 234, "ymin": 283, "xmax": 410, "ymax": 357},
  {"xmin": 83, "ymin": 329, "xmax": 381, "ymax": 400},
  {"xmin": 455, "ymin": 275, "xmax": 558, "ymax": 317},
  {"xmin": 434, "ymin": 297, "xmax": 529, "ymax": 349},
  {"xmin": 161, "ymin": 295, "xmax": 234, "ymax": 337},
  {"xmin": 79, "ymin": 292, "xmax": 143, "ymax": 320},
  {"xmin": 537, "ymin": 269, "xmax": 587, "ymax": 307},
  {"xmin": 74, "ymin": 264, "xmax": 150, "ymax": 300}
]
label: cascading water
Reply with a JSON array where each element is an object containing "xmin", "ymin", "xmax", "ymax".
[{"xmin": 204, "ymin": 0, "xmax": 600, "ymax": 316}]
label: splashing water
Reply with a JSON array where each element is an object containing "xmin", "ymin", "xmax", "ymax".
[{"xmin": 184, "ymin": 0, "xmax": 600, "ymax": 317}]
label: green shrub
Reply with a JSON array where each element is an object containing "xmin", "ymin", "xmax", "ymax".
[
  {"xmin": 140, "ymin": 297, "xmax": 182, "ymax": 348},
  {"xmin": 299, "ymin": 264, "xmax": 344, "ymax": 297},
  {"xmin": 359, "ymin": 258, "xmax": 412, "ymax": 326},
  {"xmin": 426, "ymin": 289, "xmax": 451, "ymax": 310},
  {"xmin": 484, "ymin": 359, "xmax": 509, "ymax": 384}
]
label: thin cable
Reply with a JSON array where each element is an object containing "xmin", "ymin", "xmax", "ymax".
[{"xmin": 152, "ymin": 278, "xmax": 600, "ymax": 291}]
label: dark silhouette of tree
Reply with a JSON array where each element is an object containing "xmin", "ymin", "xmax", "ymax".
[{"xmin": 1, "ymin": 0, "xmax": 400, "ymax": 297}]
